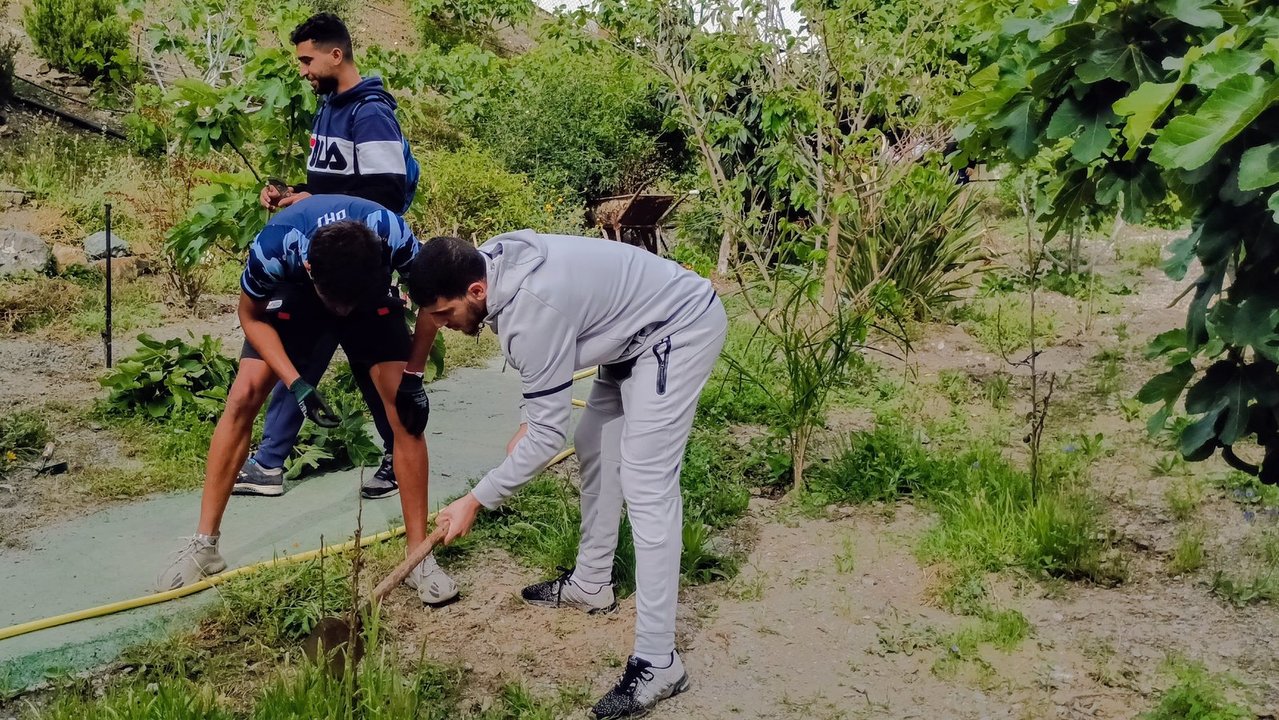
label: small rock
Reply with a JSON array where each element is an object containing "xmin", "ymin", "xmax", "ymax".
[
  {"xmin": 53, "ymin": 243, "xmax": 88, "ymax": 271},
  {"xmin": 38, "ymin": 62, "xmax": 51, "ymax": 74},
  {"xmin": 0, "ymin": 485, "xmax": 17, "ymax": 509},
  {"xmin": 93, "ymin": 255, "xmax": 148, "ymax": 281},
  {"xmin": 66, "ymin": 85, "xmax": 92, "ymax": 101},
  {"xmin": 1049, "ymin": 669, "xmax": 1074, "ymax": 687},
  {"xmin": 0, "ymin": 189, "xmax": 23, "ymax": 209},
  {"xmin": 0, "ymin": 229, "xmax": 52, "ymax": 277},
  {"xmin": 84, "ymin": 230, "xmax": 131, "ymax": 261},
  {"xmin": 145, "ymin": 682, "xmax": 158, "ymax": 693}
]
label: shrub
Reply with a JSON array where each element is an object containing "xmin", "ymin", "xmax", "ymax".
[
  {"xmin": 842, "ymin": 162, "xmax": 986, "ymax": 320},
  {"xmin": 408, "ymin": 145, "xmax": 579, "ymax": 242},
  {"xmin": 100, "ymin": 334, "xmax": 237, "ymax": 420},
  {"xmin": 23, "ymin": 0, "xmax": 137, "ymax": 83},
  {"xmin": 463, "ymin": 39, "xmax": 682, "ymax": 200}
]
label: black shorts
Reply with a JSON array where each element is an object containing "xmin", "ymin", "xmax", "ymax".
[{"xmin": 241, "ymin": 284, "xmax": 411, "ymax": 368}]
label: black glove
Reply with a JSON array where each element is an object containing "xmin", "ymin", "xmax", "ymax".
[
  {"xmin": 289, "ymin": 378, "xmax": 340, "ymax": 428},
  {"xmin": 396, "ymin": 372, "xmax": 430, "ymax": 435}
]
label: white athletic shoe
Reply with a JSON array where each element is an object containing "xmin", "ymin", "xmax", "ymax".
[
  {"xmin": 520, "ymin": 567, "xmax": 618, "ymax": 614},
  {"xmin": 404, "ymin": 554, "xmax": 459, "ymax": 606},
  {"xmin": 591, "ymin": 652, "xmax": 690, "ymax": 718},
  {"xmin": 156, "ymin": 534, "xmax": 227, "ymax": 591}
]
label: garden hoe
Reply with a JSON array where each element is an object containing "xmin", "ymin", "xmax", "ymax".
[{"xmin": 303, "ymin": 523, "xmax": 448, "ymax": 674}]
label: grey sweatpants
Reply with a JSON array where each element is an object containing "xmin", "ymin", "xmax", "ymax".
[{"xmin": 572, "ymin": 297, "xmax": 728, "ymax": 659}]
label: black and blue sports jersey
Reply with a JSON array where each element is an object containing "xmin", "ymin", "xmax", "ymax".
[
  {"xmin": 304, "ymin": 77, "xmax": 408, "ymax": 211},
  {"xmin": 241, "ymin": 195, "xmax": 418, "ymax": 300}
]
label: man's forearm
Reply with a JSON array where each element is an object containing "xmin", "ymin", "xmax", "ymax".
[{"xmin": 405, "ymin": 311, "xmax": 437, "ymax": 375}]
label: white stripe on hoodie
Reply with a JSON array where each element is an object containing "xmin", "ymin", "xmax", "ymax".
[{"xmin": 469, "ymin": 230, "xmax": 718, "ymax": 509}]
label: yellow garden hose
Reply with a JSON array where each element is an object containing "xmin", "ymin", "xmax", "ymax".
[{"xmin": 0, "ymin": 367, "xmax": 600, "ymax": 643}]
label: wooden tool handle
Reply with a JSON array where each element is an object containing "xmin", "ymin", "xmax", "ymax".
[{"xmin": 372, "ymin": 524, "xmax": 449, "ymax": 603}]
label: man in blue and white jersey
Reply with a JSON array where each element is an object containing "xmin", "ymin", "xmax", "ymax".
[{"xmin": 156, "ymin": 195, "xmax": 458, "ymax": 607}]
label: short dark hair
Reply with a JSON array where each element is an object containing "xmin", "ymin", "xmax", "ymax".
[
  {"xmin": 308, "ymin": 220, "xmax": 389, "ymax": 310},
  {"xmin": 290, "ymin": 13, "xmax": 353, "ymax": 61},
  {"xmin": 406, "ymin": 237, "xmax": 486, "ymax": 307}
]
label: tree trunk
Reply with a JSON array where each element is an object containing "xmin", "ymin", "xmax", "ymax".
[
  {"xmin": 821, "ymin": 185, "xmax": 842, "ymax": 314},
  {"xmin": 791, "ymin": 426, "xmax": 809, "ymax": 494},
  {"xmin": 717, "ymin": 227, "xmax": 732, "ymax": 276}
]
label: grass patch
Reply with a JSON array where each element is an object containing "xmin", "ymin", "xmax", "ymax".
[
  {"xmin": 808, "ymin": 424, "xmax": 1125, "ymax": 585},
  {"xmin": 1166, "ymin": 476, "xmax": 1204, "ymax": 522},
  {"xmin": 79, "ymin": 412, "xmax": 214, "ymax": 497},
  {"xmin": 0, "ymin": 274, "xmax": 83, "ymax": 332},
  {"xmin": 1120, "ymin": 240, "xmax": 1164, "ymax": 271},
  {"xmin": 1168, "ymin": 526, "xmax": 1206, "ymax": 575},
  {"xmin": 0, "ymin": 271, "xmax": 166, "ymax": 339},
  {"xmin": 437, "ymin": 328, "xmax": 501, "ymax": 377},
  {"xmin": 936, "ymin": 370, "xmax": 975, "ymax": 406},
  {"xmin": 1141, "ymin": 659, "xmax": 1251, "ymax": 720},
  {"xmin": 982, "ymin": 372, "xmax": 1012, "ymax": 410},
  {"xmin": 1211, "ymin": 527, "xmax": 1279, "ymax": 606},
  {"xmin": 958, "ymin": 296, "xmax": 1059, "ymax": 355},
  {"xmin": 0, "ymin": 409, "xmax": 52, "ymax": 472},
  {"xmin": 27, "ymin": 633, "xmax": 579, "ymax": 720}
]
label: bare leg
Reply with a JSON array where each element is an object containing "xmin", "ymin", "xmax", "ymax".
[
  {"xmin": 368, "ymin": 361, "xmax": 428, "ymax": 548},
  {"xmin": 197, "ymin": 358, "xmax": 277, "ymax": 536}
]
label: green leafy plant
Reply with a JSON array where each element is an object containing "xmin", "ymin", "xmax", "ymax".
[
  {"xmin": 285, "ymin": 365, "xmax": 381, "ymax": 480},
  {"xmin": 126, "ymin": 2, "xmax": 315, "ymax": 272},
  {"xmin": 100, "ymin": 334, "xmax": 237, "ymax": 420},
  {"xmin": 959, "ymin": 0, "xmax": 1279, "ymax": 486},
  {"xmin": 729, "ymin": 263, "xmax": 897, "ymax": 492},
  {"xmin": 23, "ymin": 0, "xmax": 137, "ymax": 83}
]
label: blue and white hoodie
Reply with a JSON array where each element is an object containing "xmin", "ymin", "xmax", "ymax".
[{"xmin": 303, "ymin": 77, "xmax": 407, "ymax": 212}]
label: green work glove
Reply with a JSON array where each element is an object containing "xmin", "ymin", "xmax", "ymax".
[
  {"xmin": 289, "ymin": 378, "xmax": 340, "ymax": 428},
  {"xmin": 396, "ymin": 371, "xmax": 430, "ymax": 435}
]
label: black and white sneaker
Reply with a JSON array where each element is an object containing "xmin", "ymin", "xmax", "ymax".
[
  {"xmin": 232, "ymin": 457, "xmax": 284, "ymax": 496},
  {"xmin": 521, "ymin": 566, "xmax": 617, "ymax": 614},
  {"xmin": 591, "ymin": 653, "xmax": 690, "ymax": 719},
  {"xmin": 360, "ymin": 454, "xmax": 399, "ymax": 499}
]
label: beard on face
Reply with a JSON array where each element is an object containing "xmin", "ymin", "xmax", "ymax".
[
  {"xmin": 313, "ymin": 75, "xmax": 338, "ymax": 95},
  {"xmin": 459, "ymin": 299, "xmax": 486, "ymax": 337}
]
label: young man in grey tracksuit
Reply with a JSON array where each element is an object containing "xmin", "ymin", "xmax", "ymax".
[{"xmin": 408, "ymin": 232, "xmax": 727, "ymax": 719}]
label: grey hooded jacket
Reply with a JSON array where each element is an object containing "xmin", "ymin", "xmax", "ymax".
[{"xmin": 469, "ymin": 229, "xmax": 719, "ymax": 509}]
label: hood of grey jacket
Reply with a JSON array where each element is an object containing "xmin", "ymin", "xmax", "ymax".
[{"xmin": 469, "ymin": 229, "xmax": 719, "ymax": 509}]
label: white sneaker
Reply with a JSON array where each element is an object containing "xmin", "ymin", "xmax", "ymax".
[
  {"xmin": 591, "ymin": 652, "xmax": 690, "ymax": 718},
  {"xmin": 404, "ymin": 553, "xmax": 459, "ymax": 606},
  {"xmin": 520, "ymin": 567, "xmax": 617, "ymax": 614},
  {"xmin": 156, "ymin": 534, "xmax": 227, "ymax": 591}
]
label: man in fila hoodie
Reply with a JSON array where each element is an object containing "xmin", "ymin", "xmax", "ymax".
[
  {"xmin": 407, "ymin": 233, "xmax": 728, "ymax": 719},
  {"xmin": 239, "ymin": 13, "xmax": 415, "ymax": 501}
]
